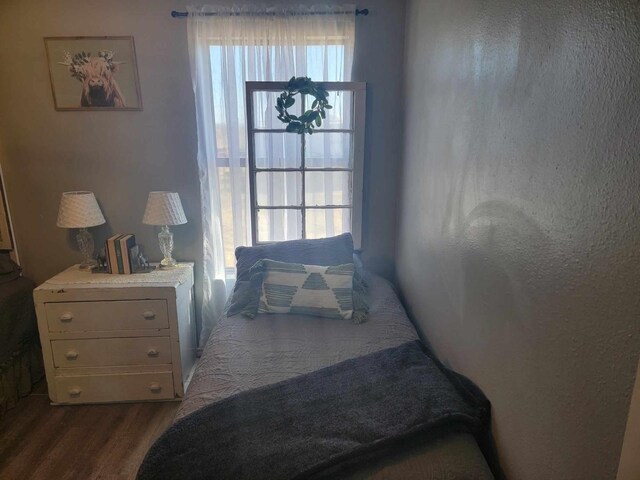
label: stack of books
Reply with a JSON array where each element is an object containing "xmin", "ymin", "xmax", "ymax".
[{"xmin": 106, "ymin": 234, "xmax": 138, "ymax": 274}]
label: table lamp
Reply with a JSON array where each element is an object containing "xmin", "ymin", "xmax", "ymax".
[
  {"xmin": 142, "ymin": 191, "xmax": 187, "ymax": 269},
  {"xmin": 57, "ymin": 191, "xmax": 106, "ymax": 270}
]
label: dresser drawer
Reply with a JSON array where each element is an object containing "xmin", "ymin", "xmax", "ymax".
[
  {"xmin": 45, "ymin": 300, "xmax": 169, "ymax": 332},
  {"xmin": 54, "ymin": 372, "xmax": 175, "ymax": 404},
  {"xmin": 51, "ymin": 337, "xmax": 172, "ymax": 368}
]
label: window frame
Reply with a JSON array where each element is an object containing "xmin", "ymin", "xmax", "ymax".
[{"xmin": 245, "ymin": 81, "xmax": 366, "ymax": 248}]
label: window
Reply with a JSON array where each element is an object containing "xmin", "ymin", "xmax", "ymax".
[
  {"xmin": 207, "ymin": 40, "xmax": 356, "ymax": 269},
  {"xmin": 189, "ymin": 5, "xmax": 356, "ymax": 344},
  {"xmin": 246, "ymin": 81, "xmax": 365, "ymax": 247}
]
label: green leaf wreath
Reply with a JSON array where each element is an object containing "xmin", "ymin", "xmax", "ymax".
[{"xmin": 275, "ymin": 76, "xmax": 332, "ymax": 134}]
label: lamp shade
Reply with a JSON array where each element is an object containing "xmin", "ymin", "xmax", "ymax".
[
  {"xmin": 57, "ymin": 191, "xmax": 106, "ymax": 228},
  {"xmin": 142, "ymin": 191, "xmax": 187, "ymax": 226}
]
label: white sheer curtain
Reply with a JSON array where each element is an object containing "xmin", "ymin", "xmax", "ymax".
[{"xmin": 187, "ymin": 4, "xmax": 355, "ymax": 347}]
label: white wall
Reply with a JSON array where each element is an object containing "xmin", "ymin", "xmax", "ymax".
[{"xmin": 397, "ymin": 0, "xmax": 640, "ymax": 478}]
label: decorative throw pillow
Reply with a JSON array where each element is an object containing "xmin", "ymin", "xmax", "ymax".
[
  {"xmin": 259, "ymin": 260, "xmax": 355, "ymax": 319},
  {"xmin": 226, "ymin": 258, "xmax": 369, "ymax": 324},
  {"xmin": 234, "ymin": 259, "xmax": 356, "ymax": 321}
]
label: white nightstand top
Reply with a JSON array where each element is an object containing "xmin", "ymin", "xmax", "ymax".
[{"xmin": 35, "ymin": 262, "xmax": 195, "ymax": 290}]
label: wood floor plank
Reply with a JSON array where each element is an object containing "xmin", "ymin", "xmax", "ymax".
[{"xmin": 0, "ymin": 382, "xmax": 178, "ymax": 480}]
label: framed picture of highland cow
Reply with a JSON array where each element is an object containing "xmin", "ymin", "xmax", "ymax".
[{"xmin": 44, "ymin": 36, "xmax": 142, "ymax": 111}]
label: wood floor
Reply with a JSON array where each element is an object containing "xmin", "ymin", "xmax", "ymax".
[{"xmin": 0, "ymin": 380, "xmax": 178, "ymax": 479}]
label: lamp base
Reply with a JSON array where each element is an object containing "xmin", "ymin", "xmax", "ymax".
[
  {"xmin": 76, "ymin": 228, "xmax": 97, "ymax": 270},
  {"xmin": 158, "ymin": 225, "xmax": 178, "ymax": 269},
  {"xmin": 159, "ymin": 258, "xmax": 178, "ymax": 269}
]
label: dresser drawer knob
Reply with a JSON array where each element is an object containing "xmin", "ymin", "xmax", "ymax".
[
  {"xmin": 64, "ymin": 351, "xmax": 79, "ymax": 360},
  {"xmin": 68, "ymin": 388, "xmax": 82, "ymax": 397},
  {"xmin": 147, "ymin": 348, "xmax": 159, "ymax": 357},
  {"xmin": 60, "ymin": 312, "xmax": 74, "ymax": 322},
  {"xmin": 149, "ymin": 383, "xmax": 162, "ymax": 393},
  {"xmin": 143, "ymin": 311, "xmax": 156, "ymax": 320}
]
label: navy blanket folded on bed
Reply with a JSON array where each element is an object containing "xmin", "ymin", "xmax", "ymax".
[{"xmin": 137, "ymin": 340, "xmax": 491, "ymax": 480}]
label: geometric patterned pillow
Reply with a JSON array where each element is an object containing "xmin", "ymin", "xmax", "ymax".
[{"xmin": 257, "ymin": 259, "xmax": 354, "ymax": 320}]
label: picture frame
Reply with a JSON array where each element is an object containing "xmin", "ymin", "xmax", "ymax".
[
  {"xmin": 0, "ymin": 174, "xmax": 13, "ymax": 251},
  {"xmin": 44, "ymin": 36, "xmax": 143, "ymax": 111}
]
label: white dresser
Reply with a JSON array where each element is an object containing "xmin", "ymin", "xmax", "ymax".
[{"xmin": 34, "ymin": 263, "xmax": 197, "ymax": 405}]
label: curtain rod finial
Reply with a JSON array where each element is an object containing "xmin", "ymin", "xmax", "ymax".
[{"xmin": 356, "ymin": 8, "xmax": 369, "ymax": 16}]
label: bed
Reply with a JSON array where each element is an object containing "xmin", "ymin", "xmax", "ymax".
[
  {"xmin": 0, "ymin": 255, "xmax": 44, "ymax": 416},
  {"xmin": 139, "ymin": 235, "xmax": 499, "ymax": 479}
]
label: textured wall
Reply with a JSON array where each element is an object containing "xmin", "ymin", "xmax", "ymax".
[
  {"xmin": 0, "ymin": 0, "xmax": 405, "ymax": 293},
  {"xmin": 397, "ymin": 0, "xmax": 640, "ymax": 478}
]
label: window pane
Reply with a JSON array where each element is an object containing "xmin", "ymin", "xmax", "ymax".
[
  {"xmin": 257, "ymin": 209, "xmax": 302, "ymax": 242},
  {"xmin": 305, "ymin": 171, "xmax": 351, "ymax": 206},
  {"xmin": 305, "ymin": 132, "xmax": 353, "ymax": 169},
  {"xmin": 254, "ymin": 132, "xmax": 302, "ymax": 169},
  {"xmin": 305, "ymin": 208, "xmax": 351, "ymax": 239},
  {"xmin": 252, "ymin": 91, "xmax": 302, "ymax": 130},
  {"xmin": 320, "ymin": 90, "xmax": 353, "ymax": 130},
  {"xmin": 305, "ymin": 45, "xmax": 346, "ymax": 81},
  {"xmin": 256, "ymin": 172, "xmax": 302, "ymax": 207}
]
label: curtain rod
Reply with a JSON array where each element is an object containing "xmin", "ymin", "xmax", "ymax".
[{"xmin": 170, "ymin": 8, "xmax": 369, "ymax": 18}]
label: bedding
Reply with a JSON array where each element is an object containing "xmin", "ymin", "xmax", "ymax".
[
  {"xmin": 138, "ymin": 340, "xmax": 489, "ymax": 480},
  {"xmin": 142, "ymin": 272, "xmax": 496, "ymax": 479},
  {"xmin": 0, "ymin": 275, "xmax": 44, "ymax": 415},
  {"xmin": 234, "ymin": 232, "xmax": 354, "ymax": 282},
  {"xmin": 0, "ymin": 254, "xmax": 21, "ymax": 284}
]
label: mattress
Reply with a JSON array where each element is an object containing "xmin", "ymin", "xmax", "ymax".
[{"xmin": 178, "ymin": 273, "xmax": 494, "ymax": 479}]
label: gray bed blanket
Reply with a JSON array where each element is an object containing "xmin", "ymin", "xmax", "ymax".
[{"xmin": 137, "ymin": 340, "xmax": 491, "ymax": 480}]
